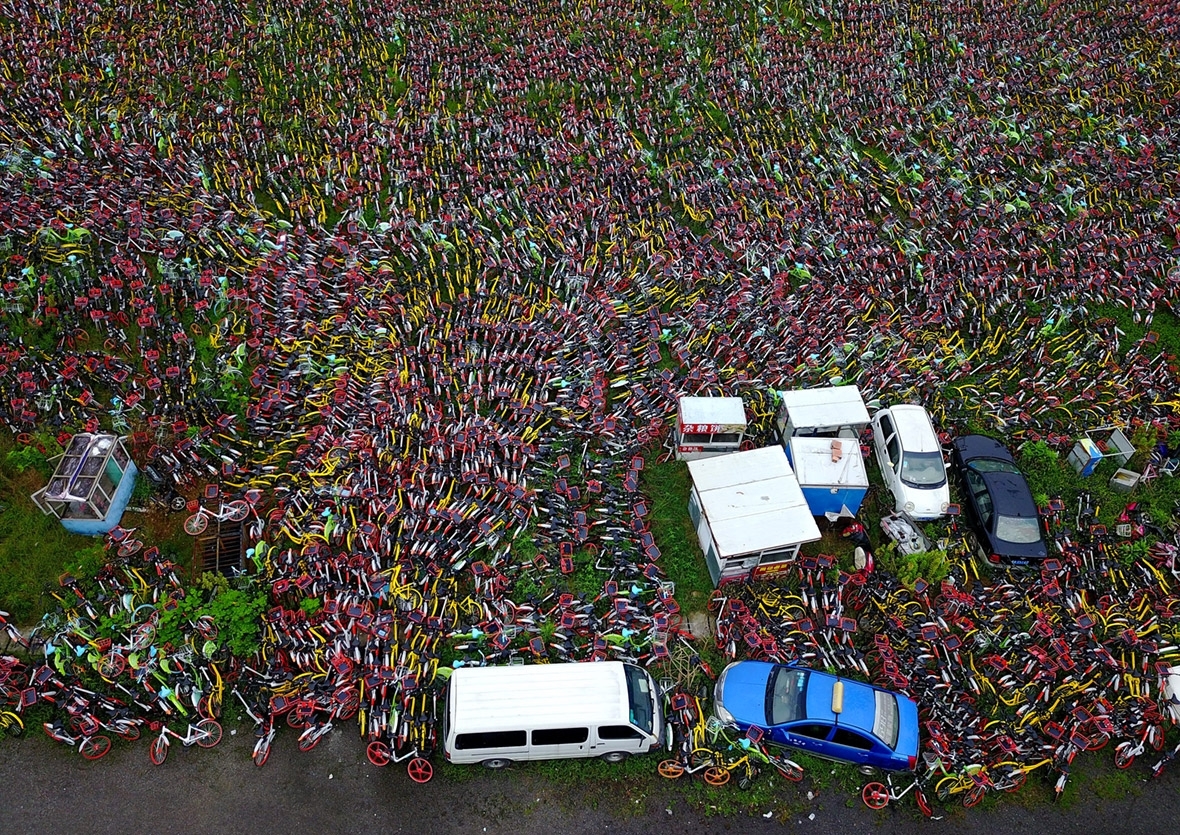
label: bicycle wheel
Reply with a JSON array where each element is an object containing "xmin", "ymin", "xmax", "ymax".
[
  {"xmin": 253, "ymin": 741, "xmax": 271, "ymax": 767},
  {"xmin": 915, "ymin": 786, "xmax": 933, "ymax": 817},
  {"xmin": 407, "ymin": 757, "xmax": 433, "ymax": 783},
  {"xmin": 184, "ymin": 513, "xmax": 209, "ymax": 536},
  {"xmin": 704, "ymin": 766, "xmax": 731, "ymax": 786},
  {"xmin": 689, "ymin": 748, "xmax": 714, "ymax": 769},
  {"xmin": 80, "ymin": 735, "xmax": 112, "ymax": 761},
  {"xmin": 98, "ymin": 653, "xmax": 126, "ymax": 680},
  {"xmin": 935, "ymin": 775, "xmax": 960, "ymax": 802},
  {"xmin": 773, "ymin": 758, "xmax": 804, "ymax": 782},
  {"xmin": 1114, "ymin": 743, "xmax": 1136, "ymax": 770},
  {"xmin": 367, "ymin": 741, "xmax": 392, "ymax": 766},
  {"xmin": 1086, "ymin": 731, "xmax": 1109, "ymax": 752},
  {"xmin": 658, "ymin": 760, "xmax": 685, "ymax": 778},
  {"xmin": 196, "ymin": 719, "xmax": 222, "ymax": 748},
  {"xmin": 963, "ymin": 783, "xmax": 985, "ymax": 808},
  {"xmin": 224, "ymin": 501, "xmax": 249, "ymax": 521},
  {"xmin": 118, "ymin": 723, "xmax": 141, "ymax": 742},
  {"xmin": 149, "ymin": 736, "xmax": 169, "ymax": 765},
  {"xmin": 862, "ymin": 782, "xmax": 890, "ymax": 809},
  {"xmin": 298, "ymin": 731, "xmax": 322, "ymax": 752},
  {"xmin": 1001, "ymin": 766, "xmax": 1026, "ymax": 791}
]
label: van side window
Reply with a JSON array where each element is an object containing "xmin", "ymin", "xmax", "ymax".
[
  {"xmin": 455, "ymin": 730, "xmax": 527, "ymax": 750},
  {"xmin": 532, "ymin": 727, "xmax": 589, "ymax": 745},
  {"xmin": 598, "ymin": 725, "xmax": 644, "ymax": 740}
]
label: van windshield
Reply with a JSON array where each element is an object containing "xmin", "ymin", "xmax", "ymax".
[{"xmin": 624, "ymin": 665, "xmax": 654, "ymax": 734}]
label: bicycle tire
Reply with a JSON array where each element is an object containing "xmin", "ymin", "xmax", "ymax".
[
  {"xmin": 254, "ymin": 742, "xmax": 271, "ymax": 767},
  {"xmin": 703, "ymin": 766, "xmax": 730, "ymax": 786},
  {"xmin": 98, "ymin": 653, "xmax": 126, "ymax": 680},
  {"xmin": 224, "ymin": 501, "xmax": 249, "ymax": 521},
  {"xmin": 298, "ymin": 731, "xmax": 322, "ymax": 752},
  {"xmin": 118, "ymin": 724, "xmax": 141, "ymax": 742},
  {"xmin": 367, "ymin": 741, "xmax": 392, "ymax": 766},
  {"xmin": 774, "ymin": 759, "xmax": 804, "ymax": 782},
  {"xmin": 1086, "ymin": 732, "xmax": 1109, "ymax": 752},
  {"xmin": 915, "ymin": 786, "xmax": 933, "ymax": 817},
  {"xmin": 935, "ymin": 775, "xmax": 959, "ymax": 802},
  {"xmin": 1001, "ymin": 766, "xmax": 1026, "ymax": 792},
  {"xmin": 407, "ymin": 757, "xmax": 433, "ymax": 783},
  {"xmin": 862, "ymin": 782, "xmax": 890, "ymax": 810},
  {"xmin": 963, "ymin": 783, "xmax": 985, "ymax": 808},
  {"xmin": 1114, "ymin": 744, "xmax": 1136, "ymax": 770},
  {"xmin": 196, "ymin": 719, "xmax": 222, "ymax": 748},
  {"xmin": 184, "ymin": 514, "xmax": 209, "ymax": 536},
  {"xmin": 150, "ymin": 736, "xmax": 168, "ymax": 765},
  {"xmin": 658, "ymin": 760, "xmax": 685, "ymax": 779},
  {"xmin": 689, "ymin": 748, "xmax": 714, "ymax": 769},
  {"xmin": 80, "ymin": 735, "xmax": 112, "ymax": 761}
]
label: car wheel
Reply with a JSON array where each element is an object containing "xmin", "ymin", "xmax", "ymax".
[
  {"xmin": 600, "ymin": 751, "xmax": 629, "ymax": 764},
  {"xmin": 481, "ymin": 758, "xmax": 512, "ymax": 769},
  {"xmin": 965, "ymin": 530, "xmax": 987, "ymax": 562},
  {"xmin": 858, "ymin": 764, "xmax": 878, "ymax": 777}
]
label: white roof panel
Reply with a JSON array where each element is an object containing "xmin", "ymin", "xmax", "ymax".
[
  {"xmin": 778, "ymin": 386, "xmax": 870, "ymax": 429},
  {"xmin": 688, "ymin": 446, "xmax": 821, "ymax": 557},
  {"xmin": 449, "ymin": 662, "xmax": 631, "ymax": 731},
  {"xmin": 677, "ymin": 396, "xmax": 747, "ymax": 429},
  {"xmin": 789, "ymin": 437, "xmax": 869, "ymax": 487}
]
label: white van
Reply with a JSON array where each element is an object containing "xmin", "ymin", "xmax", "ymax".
[{"xmin": 443, "ymin": 661, "xmax": 663, "ymax": 767}]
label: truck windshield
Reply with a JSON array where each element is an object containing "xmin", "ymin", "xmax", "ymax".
[{"xmin": 624, "ymin": 665, "xmax": 654, "ymax": 734}]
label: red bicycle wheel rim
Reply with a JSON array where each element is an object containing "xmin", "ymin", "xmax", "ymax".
[
  {"xmin": 407, "ymin": 757, "xmax": 433, "ymax": 783},
  {"xmin": 99, "ymin": 654, "xmax": 126, "ymax": 679},
  {"xmin": 1115, "ymin": 746, "xmax": 1136, "ymax": 770},
  {"xmin": 254, "ymin": 746, "xmax": 271, "ymax": 767},
  {"xmin": 184, "ymin": 514, "xmax": 208, "ymax": 535},
  {"xmin": 964, "ymin": 785, "xmax": 984, "ymax": 808},
  {"xmin": 119, "ymin": 724, "xmax": 141, "ymax": 742},
  {"xmin": 150, "ymin": 737, "xmax": 168, "ymax": 765},
  {"xmin": 367, "ymin": 741, "xmax": 392, "ymax": 766},
  {"xmin": 81, "ymin": 736, "xmax": 112, "ymax": 760},
  {"xmin": 916, "ymin": 786, "xmax": 933, "ymax": 817},
  {"xmin": 862, "ymin": 782, "xmax": 889, "ymax": 810}
]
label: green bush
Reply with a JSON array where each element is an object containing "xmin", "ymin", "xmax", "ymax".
[
  {"xmin": 876, "ymin": 542, "xmax": 950, "ymax": 587},
  {"xmin": 156, "ymin": 572, "xmax": 267, "ymax": 658}
]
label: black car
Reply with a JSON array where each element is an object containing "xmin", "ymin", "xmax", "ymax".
[{"xmin": 950, "ymin": 435, "xmax": 1048, "ymax": 567}]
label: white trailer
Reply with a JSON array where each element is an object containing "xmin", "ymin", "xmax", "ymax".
[
  {"xmin": 687, "ymin": 446, "xmax": 821, "ymax": 586},
  {"xmin": 776, "ymin": 386, "xmax": 871, "ymax": 441},
  {"xmin": 675, "ymin": 396, "xmax": 748, "ymax": 461}
]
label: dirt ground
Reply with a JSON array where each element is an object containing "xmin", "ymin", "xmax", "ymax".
[{"xmin": 1, "ymin": 727, "xmax": 1177, "ymax": 835}]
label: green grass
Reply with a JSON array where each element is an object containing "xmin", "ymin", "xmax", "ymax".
[
  {"xmin": 640, "ymin": 458, "xmax": 714, "ymax": 604},
  {"xmin": 0, "ymin": 483, "xmax": 92, "ymax": 625}
]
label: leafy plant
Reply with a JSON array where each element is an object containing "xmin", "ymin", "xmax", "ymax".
[
  {"xmin": 876, "ymin": 542, "xmax": 950, "ymax": 587},
  {"xmin": 156, "ymin": 572, "xmax": 267, "ymax": 657}
]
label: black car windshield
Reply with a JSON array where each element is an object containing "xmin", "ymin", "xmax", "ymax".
[
  {"xmin": 900, "ymin": 451, "xmax": 945, "ymax": 487},
  {"xmin": 968, "ymin": 458, "xmax": 1021, "ymax": 475},
  {"xmin": 995, "ymin": 514, "xmax": 1042, "ymax": 544},
  {"xmin": 767, "ymin": 667, "xmax": 808, "ymax": 725}
]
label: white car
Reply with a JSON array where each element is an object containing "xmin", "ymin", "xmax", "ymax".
[{"xmin": 870, "ymin": 405, "xmax": 950, "ymax": 520}]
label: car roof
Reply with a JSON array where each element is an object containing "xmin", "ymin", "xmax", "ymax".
[
  {"xmin": 978, "ymin": 469, "xmax": 1039, "ymax": 518},
  {"xmin": 955, "ymin": 434, "xmax": 1016, "ymax": 464},
  {"xmin": 802, "ymin": 669, "xmax": 879, "ymax": 736},
  {"xmin": 882, "ymin": 405, "xmax": 939, "ymax": 452}
]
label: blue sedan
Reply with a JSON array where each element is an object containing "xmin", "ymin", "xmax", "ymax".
[{"xmin": 714, "ymin": 661, "xmax": 920, "ymax": 772}]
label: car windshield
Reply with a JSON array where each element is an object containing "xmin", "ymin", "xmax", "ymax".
[
  {"xmin": 766, "ymin": 667, "xmax": 808, "ymax": 725},
  {"xmin": 968, "ymin": 458, "xmax": 1020, "ymax": 475},
  {"xmin": 995, "ymin": 514, "xmax": 1042, "ymax": 544},
  {"xmin": 900, "ymin": 451, "xmax": 945, "ymax": 487}
]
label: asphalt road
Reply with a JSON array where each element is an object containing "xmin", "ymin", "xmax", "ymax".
[{"xmin": 2, "ymin": 728, "xmax": 1178, "ymax": 835}]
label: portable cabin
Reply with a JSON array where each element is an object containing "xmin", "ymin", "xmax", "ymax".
[
  {"xmin": 775, "ymin": 385, "xmax": 870, "ymax": 441},
  {"xmin": 30, "ymin": 433, "xmax": 138, "ymax": 535},
  {"xmin": 787, "ymin": 436, "xmax": 869, "ymax": 517},
  {"xmin": 687, "ymin": 446, "xmax": 821, "ymax": 586},
  {"xmin": 674, "ymin": 396, "xmax": 747, "ymax": 461}
]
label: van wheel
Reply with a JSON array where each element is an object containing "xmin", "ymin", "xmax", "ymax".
[
  {"xmin": 601, "ymin": 751, "xmax": 629, "ymax": 764},
  {"xmin": 481, "ymin": 758, "xmax": 512, "ymax": 769}
]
